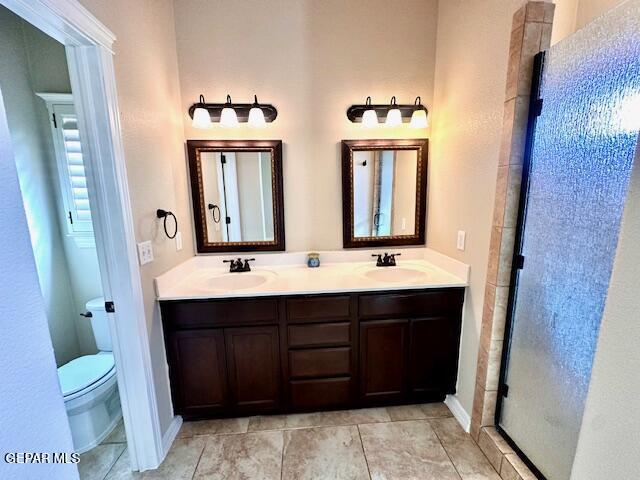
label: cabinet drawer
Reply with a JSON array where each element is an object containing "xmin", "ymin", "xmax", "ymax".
[
  {"xmin": 287, "ymin": 295, "xmax": 351, "ymax": 323},
  {"xmin": 290, "ymin": 377, "xmax": 351, "ymax": 409},
  {"xmin": 358, "ymin": 289, "xmax": 464, "ymax": 319},
  {"xmin": 289, "ymin": 348, "xmax": 351, "ymax": 379},
  {"xmin": 288, "ymin": 322, "xmax": 350, "ymax": 348},
  {"xmin": 161, "ymin": 298, "xmax": 278, "ymax": 329}
]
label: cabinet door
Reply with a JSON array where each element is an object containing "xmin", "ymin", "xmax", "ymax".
[
  {"xmin": 225, "ymin": 326, "xmax": 280, "ymax": 414},
  {"xmin": 409, "ymin": 317, "xmax": 458, "ymax": 396},
  {"xmin": 359, "ymin": 319, "xmax": 408, "ymax": 403},
  {"xmin": 170, "ymin": 330, "xmax": 228, "ymax": 416}
]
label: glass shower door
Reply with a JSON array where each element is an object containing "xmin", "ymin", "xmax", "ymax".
[{"xmin": 497, "ymin": 2, "xmax": 640, "ymax": 479}]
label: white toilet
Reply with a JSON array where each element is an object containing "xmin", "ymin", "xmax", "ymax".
[{"xmin": 57, "ymin": 297, "xmax": 122, "ymax": 453}]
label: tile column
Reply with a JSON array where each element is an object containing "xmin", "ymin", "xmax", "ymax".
[{"xmin": 470, "ymin": 4, "xmax": 554, "ymax": 478}]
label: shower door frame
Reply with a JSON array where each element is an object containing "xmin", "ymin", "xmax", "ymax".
[{"xmin": 494, "ymin": 51, "xmax": 548, "ymax": 480}]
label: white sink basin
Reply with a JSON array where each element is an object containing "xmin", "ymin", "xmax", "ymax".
[
  {"xmin": 195, "ymin": 270, "xmax": 276, "ymax": 292},
  {"xmin": 363, "ymin": 266, "xmax": 428, "ymax": 283}
]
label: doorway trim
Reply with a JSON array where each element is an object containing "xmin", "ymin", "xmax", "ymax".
[{"xmin": 0, "ymin": 0, "xmax": 172, "ymax": 471}]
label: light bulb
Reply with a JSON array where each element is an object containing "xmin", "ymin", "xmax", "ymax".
[
  {"xmin": 248, "ymin": 107, "xmax": 266, "ymax": 128},
  {"xmin": 219, "ymin": 94, "xmax": 238, "ymax": 127},
  {"xmin": 385, "ymin": 108, "xmax": 402, "ymax": 127},
  {"xmin": 220, "ymin": 106, "xmax": 238, "ymax": 127},
  {"xmin": 248, "ymin": 95, "xmax": 267, "ymax": 128},
  {"xmin": 362, "ymin": 109, "xmax": 378, "ymax": 128},
  {"xmin": 192, "ymin": 107, "xmax": 212, "ymax": 129},
  {"xmin": 191, "ymin": 95, "xmax": 211, "ymax": 129},
  {"xmin": 410, "ymin": 109, "xmax": 428, "ymax": 129}
]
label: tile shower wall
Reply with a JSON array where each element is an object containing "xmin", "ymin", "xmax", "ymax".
[
  {"xmin": 499, "ymin": 1, "xmax": 640, "ymax": 477},
  {"xmin": 471, "ymin": 2, "xmax": 555, "ymax": 443}
]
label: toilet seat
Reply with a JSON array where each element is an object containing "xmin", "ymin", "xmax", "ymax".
[{"xmin": 58, "ymin": 353, "xmax": 115, "ymax": 400}]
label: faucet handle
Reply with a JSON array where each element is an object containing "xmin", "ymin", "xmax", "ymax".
[
  {"xmin": 372, "ymin": 253, "xmax": 383, "ymax": 266},
  {"xmin": 243, "ymin": 258, "xmax": 256, "ymax": 271},
  {"xmin": 223, "ymin": 258, "xmax": 239, "ymax": 272},
  {"xmin": 389, "ymin": 252, "xmax": 401, "ymax": 266}
]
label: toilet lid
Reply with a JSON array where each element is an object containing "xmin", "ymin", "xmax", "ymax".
[{"xmin": 58, "ymin": 353, "xmax": 115, "ymax": 397}]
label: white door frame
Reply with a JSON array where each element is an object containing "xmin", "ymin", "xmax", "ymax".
[{"xmin": 0, "ymin": 0, "xmax": 170, "ymax": 471}]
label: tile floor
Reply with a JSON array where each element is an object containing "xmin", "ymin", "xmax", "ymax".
[{"xmin": 80, "ymin": 403, "xmax": 502, "ymax": 480}]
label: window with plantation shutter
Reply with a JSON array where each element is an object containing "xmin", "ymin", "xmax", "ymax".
[{"xmin": 37, "ymin": 94, "xmax": 94, "ymax": 241}]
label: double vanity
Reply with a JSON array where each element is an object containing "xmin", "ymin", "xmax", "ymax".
[
  {"xmin": 156, "ymin": 137, "xmax": 467, "ymax": 420},
  {"xmin": 156, "ymin": 252, "xmax": 467, "ymax": 419}
]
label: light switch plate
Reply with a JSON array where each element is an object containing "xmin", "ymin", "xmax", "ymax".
[
  {"xmin": 457, "ymin": 230, "xmax": 466, "ymax": 251},
  {"xmin": 137, "ymin": 240, "xmax": 154, "ymax": 265},
  {"xmin": 175, "ymin": 231, "xmax": 183, "ymax": 251}
]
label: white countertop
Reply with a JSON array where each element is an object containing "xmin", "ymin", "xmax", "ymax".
[{"xmin": 155, "ymin": 248, "xmax": 469, "ymax": 301}]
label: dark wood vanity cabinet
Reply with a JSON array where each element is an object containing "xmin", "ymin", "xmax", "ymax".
[
  {"xmin": 359, "ymin": 319, "xmax": 409, "ymax": 403},
  {"xmin": 224, "ymin": 326, "xmax": 281, "ymax": 414},
  {"xmin": 160, "ymin": 287, "xmax": 464, "ymax": 419}
]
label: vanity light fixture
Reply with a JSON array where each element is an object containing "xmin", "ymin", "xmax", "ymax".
[
  {"xmin": 361, "ymin": 96, "xmax": 378, "ymax": 128},
  {"xmin": 248, "ymin": 95, "xmax": 267, "ymax": 128},
  {"xmin": 410, "ymin": 96, "xmax": 429, "ymax": 129},
  {"xmin": 191, "ymin": 95, "xmax": 212, "ymax": 129},
  {"xmin": 385, "ymin": 96, "xmax": 402, "ymax": 127},
  {"xmin": 188, "ymin": 94, "xmax": 278, "ymax": 128},
  {"xmin": 219, "ymin": 95, "xmax": 239, "ymax": 128},
  {"xmin": 346, "ymin": 96, "xmax": 429, "ymax": 127}
]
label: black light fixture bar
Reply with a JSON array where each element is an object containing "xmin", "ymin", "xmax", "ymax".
[
  {"xmin": 188, "ymin": 97, "xmax": 278, "ymax": 123},
  {"xmin": 346, "ymin": 99, "xmax": 428, "ymax": 123}
]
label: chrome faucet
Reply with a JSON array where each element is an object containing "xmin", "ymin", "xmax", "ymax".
[
  {"xmin": 372, "ymin": 252, "xmax": 401, "ymax": 267},
  {"xmin": 223, "ymin": 258, "xmax": 255, "ymax": 273}
]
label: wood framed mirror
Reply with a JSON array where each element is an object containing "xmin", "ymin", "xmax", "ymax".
[
  {"xmin": 187, "ymin": 140, "xmax": 285, "ymax": 253},
  {"xmin": 341, "ymin": 139, "xmax": 428, "ymax": 248}
]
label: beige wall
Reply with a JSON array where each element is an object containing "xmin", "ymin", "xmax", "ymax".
[
  {"xmin": 570, "ymin": 138, "xmax": 640, "ymax": 479},
  {"xmin": 551, "ymin": 0, "xmax": 627, "ymax": 43},
  {"xmin": 174, "ymin": 0, "xmax": 438, "ymax": 251},
  {"xmin": 429, "ymin": 0, "xmax": 530, "ymax": 416},
  {"xmin": 77, "ymin": 0, "xmax": 194, "ymax": 434}
]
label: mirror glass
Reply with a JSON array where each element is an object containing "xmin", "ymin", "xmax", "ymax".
[
  {"xmin": 200, "ymin": 151, "xmax": 275, "ymax": 243},
  {"xmin": 352, "ymin": 149, "xmax": 418, "ymax": 238}
]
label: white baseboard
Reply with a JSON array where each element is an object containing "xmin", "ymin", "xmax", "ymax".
[
  {"xmin": 161, "ymin": 415, "xmax": 182, "ymax": 460},
  {"xmin": 445, "ymin": 394, "xmax": 471, "ymax": 432}
]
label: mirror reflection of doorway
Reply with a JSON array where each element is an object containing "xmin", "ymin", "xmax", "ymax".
[
  {"xmin": 201, "ymin": 151, "xmax": 274, "ymax": 243},
  {"xmin": 352, "ymin": 149, "xmax": 418, "ymax": 238}
]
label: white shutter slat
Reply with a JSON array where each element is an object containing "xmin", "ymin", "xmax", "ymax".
[{"xmin": 55, "ymin": 107, "xmax": 93, "ymax": 234}]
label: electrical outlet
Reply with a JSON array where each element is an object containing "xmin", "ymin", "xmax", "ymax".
[
  {"xmin": 401, "ymin": 218, "xmax": 407, "ymax": 231},
  {"xmin": 457, "ymin": 230, "xmax": 466, "ymax": 251},
  {"xmin": 175, "ymin": 231, "xmax": 183, "ymax": 251},
  {"xmin": 137, "ymin": 241, "xmax": 154, "ymax": 265}
]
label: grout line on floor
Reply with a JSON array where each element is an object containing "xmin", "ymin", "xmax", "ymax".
[
  {"xmin": 356, "ymin": 425, "xmax": 373, "ymax": 480},
  {"xmin": 190, "ymin": 438, "xmax": 207, "ymax": 480},
  {"xmin": 218, "ymin": 414, "xmax": 454, "ymax": 436},
  {"xmin": 428, "ymin": 419, "xmax": 464, "ymax": 480},
  {"xmin": 280, "ymin": 430, "xmax": 285, "ymax": 480},
  {"xmin": 100, "ymin": 444, "xmax": 126, "ymax": 480},
  {"xmin": 468, "ymin": 427, "xmax": 502, "ymax": 476}
]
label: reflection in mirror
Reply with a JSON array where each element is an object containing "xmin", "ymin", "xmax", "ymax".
[
  {"xmin": 342, "ymin": 139, "xmax": 427, "ymax": 248},
  {"xmin": 352, "ymin": 150, "xmax": 417, "ymax": 238},
  {"xmin": 200, "ymin": 151, "xmax": 274, "ymax": 243},
  {"xmin": 187, "ymin": 140, "xmax": 285, "ymax": 253}
]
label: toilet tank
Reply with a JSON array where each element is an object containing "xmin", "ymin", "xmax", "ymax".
[{"xmin": 86, "ymin": 297, "xmax": 112, "ymax": 352}]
